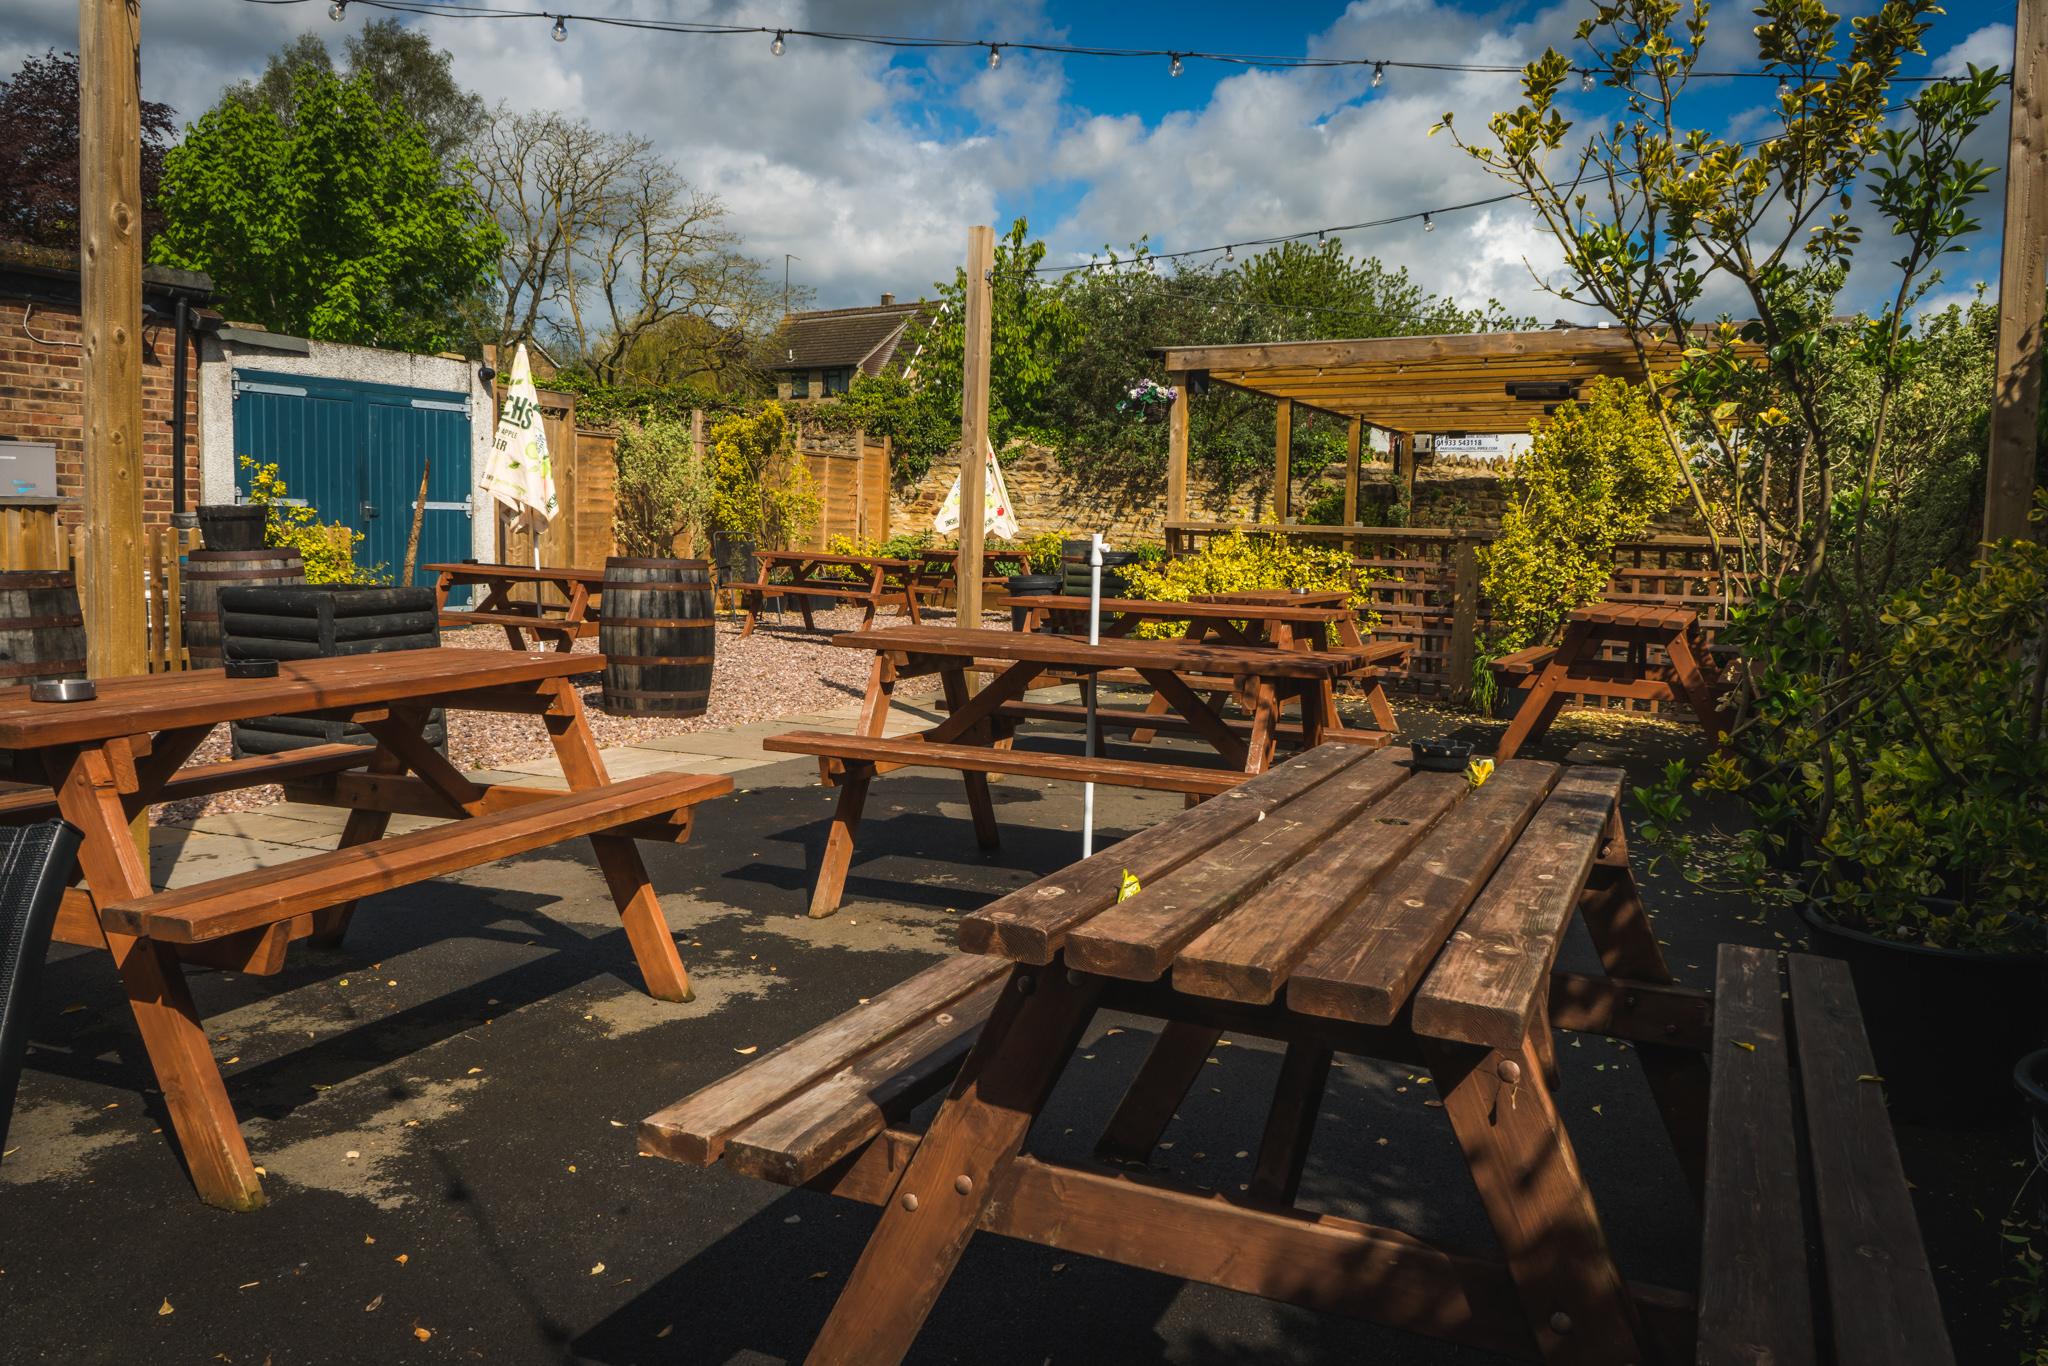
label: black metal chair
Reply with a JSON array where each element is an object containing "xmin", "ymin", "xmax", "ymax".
[{"xmin": 0, "ymin": 820, "xmax": 83, "ymax": 1156}]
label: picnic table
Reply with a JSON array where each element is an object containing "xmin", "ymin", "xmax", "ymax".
[
  {"xmin": 0, "ymin": 649, "xmax": 729, "ymax": 1209},
  {"xmin": 1490, "ymin": 602, "xmax": 1730, "ymax": 760},
  {"xmin": 1006, "ymin": 593, "xmax": 1408, "ymax": 740},
  {"xmin": 732, "ymin": 551, "xmax": 924, "ymax": 637},
  {"xmin": 643, "ymin": 747, "xmax": 1715, "ymax": 1361},
  {"xmin": 761, "ymin": 625, "xmax": 1361, "ymax": 916},
  {"xmin": 645, "ymin": 742, "xmax": 1955, "ymax": 1363},
  {"xmin": 911, "ymin": 546, "xmax": 1033, "ymax": 598},
  {"xmin": 427, "ymin": 561, "xmax": 605, "ymax": 652}
]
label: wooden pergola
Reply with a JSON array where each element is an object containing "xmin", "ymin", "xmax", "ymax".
[{"xmin": 1155, "ymin": 326, "xmax": 1703, "ymax": 531}]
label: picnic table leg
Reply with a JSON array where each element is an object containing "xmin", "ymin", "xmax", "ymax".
[
  {"xmin": 51, "ymin": 743, "xmax": 267, "ymax": 1211},
  {"xmin": 807, "ymin": 654, "xmax": 898, "ymax": 917},
  {"xmin": 1135, "ymin": 668, "xmax": 1250, "ymax": 771},
  {"xmin": 1426, "ymin": 1033, "xmax": 1647, "ymax": 1365},
  {"xmin": 1244, "ymin": 678, "xmax": 1282, "ymax": 775},
  {"xmin": 1495, "ymin": 622, "xmax": 1589, "ymax": 760},
  {"xmin": 939, "ymin": 665, "xmax": 1000, "ymax": 850},
  {"xmin": 1299, "ymin": 680, "xmax": 1330, "ymax": 749},
  {"xmin": 308, "ymin": 743, "xmax": 402, "ymax": 948},
  {"xmin": 1575, "ymin": 807, "xmax": 1709, "ymax": 1198},
  {"xmin": 1131, "ymin": 619, "xmax": 1208, "ymax": 746},
  {"xmin": 1249, "ymin": 1038, "xmax": 1333, "ymax": 1204},
  {"xmin": 806, "ymin": 964, "xmax": 1102, "ymax": 1364},
  {"xmin": 1095, "ymin": 1020, "xmax": 1222, "ymax": 1162},
  {"xmin": 1663, "ymin": 629, "xmax": 1730, "ymax": 746},
  {"xmin": 741, "ymin": 588, "xmax": 761, "ymax": 638},
  {"xmin": 1362, "ymin": 677, "xmax": 1398, "ymax": 734},
  {"xmin": 539, "ymin": 678, "xmax": 694, "ymax": 1001}
]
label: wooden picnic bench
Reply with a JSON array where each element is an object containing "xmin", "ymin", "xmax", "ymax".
[
  {"xmin": 644, "ymin": 746, "xmax": 1951, "ymax": 1363},
  {"xmin": 1490, "ymin": 602, "xmax": 1730, "ymax": 759},
  {"xmin": 1698, "ymin": 944, "xmax": 1953, "ymax": 1365},
  {"xmin": 911, "ymin": 546, "xmax": 1032, "ymax": 602},
  {"xmin": 733, "ymin": 551, "xmax": 924, "ymax": 637},
  {"xmin": 0, "ymin": 649, "xmax": 730, "ymax": 1210},
  {"xmin": 1006, "ymin": 593, "xmax": 1408, "ymax": 742},
  {"xmin": 763, "ymin": 625, "xmax": 1359, "ymax": 916},
  {"xmin": 427, "ymin": 561, "xmax": 606, "ymax": 652}
]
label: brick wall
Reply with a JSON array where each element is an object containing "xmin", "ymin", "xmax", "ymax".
[{"xmin": 0, "ymin": 297, "xmax": 200, "ymax": 526}]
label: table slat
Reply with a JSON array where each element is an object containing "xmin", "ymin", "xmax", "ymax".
[
  {"xmin": 1410, "ymin": 767, "xmax": 1623, "ymax": 1048},
  {"xmin": 831, "ymin": 626, "xmax": 1353, "ymax": 680},
  {"xmin": 1174, "ymin": 770, "xmax": 1470, "ymax": 1005},
  {"xmin": 956, "ymin": 745, "xmax": 1369, "ymax": 965},
  {"xmin": 1064, "ymin": 750, "xmax": 1412, "ymax": 981},
  {"xmin": 1287, "ymin": 760, "xmax": 1561, "ymax": 1026}
]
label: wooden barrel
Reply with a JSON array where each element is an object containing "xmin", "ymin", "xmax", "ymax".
[
  {"xmin": 183, "ymin": 548, "xmax": 304, "ymax": 668},
  {"xmin": 0, "ymin": 570, "xmax": 86, "ymax": 686},
  {"xmin": 600, "ymin": 557, "xmax": 715, "ymax": 717}
]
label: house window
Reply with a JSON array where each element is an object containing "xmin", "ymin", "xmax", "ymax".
[
  {"xmin": 822, "ymin": 366, "xmax": 855, "ymax": 395},
  {"xmin": 789, "ymin": 370, "xmax": 810, "ymax": 398}
]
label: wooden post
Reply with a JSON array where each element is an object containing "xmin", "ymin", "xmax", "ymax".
[
  {"xmin": 1273, "ymin": 398, "xmax": 1294, "ymax": 523},
  {"xmin": 1166, "ymin": 372, "xmax": 1190, "ymax": 527},
  {"xmin": 1343, "ymin": 418, "xmax": 1363, "ymax": 526},
  {"xmin": 79, "ymin": 0, "xmax": 147, "ymax": 683},
  {"xmin": 1394, "ymin": 434, "xmax": 1416, "ymax": 512},
  {"xmin": 957, "ymin": 225, "xmax": 995, "ymax": 626},
  {"xmin": 1449, "ymin": 537, "xmax": 1481, "ymax": 703},
  {"xmin": 1985, "ymin": 0, "xmax": 2046, "ymax": 544}
]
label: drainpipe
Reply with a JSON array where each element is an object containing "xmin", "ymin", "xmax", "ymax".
[{"xmin": 169, "ymin": 296, "xmax": 192, "ymax": 524}]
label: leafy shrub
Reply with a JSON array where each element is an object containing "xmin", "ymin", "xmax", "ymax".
[
  {"xmin": 237, "ymin": 455, "xmax": 378, "ymax": 584},
  {"xmin": 1477, "ymin": 378, "xmax": 1679, "ymax": 655},
  {"xmin": 1120, "ymin": 530, "xmax": 1367, "ymax": 641},
  {"xmin": 706, "ymin": 402, "xmax": 818, "ymax": 549},
  {"xmin": 612, "ymin": 414, "xmax": 713, "ymax": 558}
]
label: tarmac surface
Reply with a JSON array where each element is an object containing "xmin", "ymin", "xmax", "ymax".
[{"xmin": 0, "ymin": 694, "xmax": 2027, "ymax": 1364}]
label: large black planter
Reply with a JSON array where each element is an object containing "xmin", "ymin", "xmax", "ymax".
[
  {"xmin": 1059, "ymin": 539, "xmax": 1137, "ymax": 600},
  {"xmin": 219, "ymin": 583, "xmax": 443, "ymax": 756},
  {"xmin": 197, "ymin": 503, "xmax": 266, "ymax": 552},
  {"xmin": 1005, "ymin": 572, "xmax": 1061, "ymax": 631},
  {"xmin": 1801, "ymin": 902, "xmax": 2048, "ymax": 1127}
]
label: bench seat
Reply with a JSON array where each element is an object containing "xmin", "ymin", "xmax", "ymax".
[
  {"xmin": 735, "ymin": 581, "xmax": 889, "ymax": 601},
  {"xmin": 101, "ymin": 770, "xmax": 730, "ymax": 944},
  {"xmin": 0, "ymin": 742, "xmax": 372, "ymax": 823},
  {"xmin": 1485, "ymin": 645, "xmax": 1558, "ymax": 677},
  {"xmin": 640, "ymin": 954, "xmax": 1009, "ymax": 1184},
  {"xmin": 1700, "ymin": 945, "xmax": 1953, "ymax": 1365},
  {"xmin": 761, "ymin": 730, "xmax": 1246, "ymax": 796},
  {"xmin": 439, "ymin": 609, "xmax": 597, "ymax": 637},
  {"xmin": 987, "ymin": 700, "xmax": 1391, "ymax": 749}
]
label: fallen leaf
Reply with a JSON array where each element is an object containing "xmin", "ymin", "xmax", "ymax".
[
  {"xmin": 1733, "ymin": 1040, "xmax": 1756, "ymax": 1053},
  {"xmin": 1591, "ymin": 1104, "xmax": 1604, "ymax": 1115},
  {"xmin": 158, "ymin": 1298, "xmax": 174, "ymax": 1316},
  {"xmin": 339, "ymin": 979, "xmax": 350, "ymax": 987},
  {"xmin": 1858, "ymin": 1073, "xmax": 1886, "ymax": 1083},
  {"xmin": 590, "ymin": 1263, "xmax": 605, "ymax": 1276},
  {"xmin": 395, "ymin": 1254, "xmax": 409, "ymax": 1266},
  {"xmin": 364, "ymin": 1294, "xmax": 383, "ymax": 1312},
  {"xmin": 656, "ymin": 1325, "xmax": 673, "ymax": 1338},
  {"xmin": 238, "ymin": 1280, "xmax": 260, "ymax": 1290},
  {"xmin": 413, "ymin": 1325, "xmax": 432, "ymax": 1342},
  {"xmin": 733, "ymin": 1046, "xmax": 758, "ymax": 1056},
  {"xmin": 809, "ymin": 1270, "xmax": 829, "ymax": 1280},
  {"xmin": 365, "ymin": 1236, "xmax": 376, "ymax": 1245},
  {"xmin": 345, "ymin": 1151, "xmax": 361, "ymax": 1161},
  {"xmin": 386, "ymin": 980, "xmax": 397, "ymax": 987},
  {"xmin": 466, "ymin": 1067, "xmax": 483, "ymax": 1075},
  {"xmin": 567, "ymin": 1165, "xmax": 577, "ymax": 1173},
  {"xmin": 225, "ymin": 1057, "xmax": 240, "ymax": 1065},
  {"xmin": 609, "ymin": 1120, "xmax": 625, "ymax": 1128},
  {"xmin": 63, "ymin": 1003, "xmax": 86, "ymax": 1013}
]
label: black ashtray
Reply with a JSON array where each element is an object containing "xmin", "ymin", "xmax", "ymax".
[
  {"xmin": 1410, "ymin": 738, "xmax": 1473, "ymax": 772},
  {"xmin": 225, "ymin": 658, "xmax": 279, "ymax": 679}
]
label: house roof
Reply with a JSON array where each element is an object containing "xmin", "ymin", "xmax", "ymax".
[{"xmin": 768, "ymin": 299, "xmax": 934, "ymax": 375}]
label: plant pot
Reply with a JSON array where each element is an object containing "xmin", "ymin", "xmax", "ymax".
[
  {"xmin": 2015, "ymin": 1049, "xmax": 2048, "ymax": 1226},
  {"xmin": 198, "ymin": 503, "xmax": 267, "ymax": 552},
  {"xmin": 1491, "ymin": 685, "xmax": 1529, "ymax": 722},
  {"xmin": 711, "ymin": 533, "xmax": 773, "ymax": 611},
  {"xmin": 218, "ymin": 583, "xmax": 441, "ymax": 756},
  {"xmin": 1800, "ymin": 902, "xmax": 2048, "ymax": 1127},
  {"xmin": 1005, "ymin": 573, "xmax": 1062, "ymax": 631}
]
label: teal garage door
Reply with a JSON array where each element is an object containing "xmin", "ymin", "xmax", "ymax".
[{"xmin": 231, "ymin": 369, "xmax": 474, "ymax": 593}]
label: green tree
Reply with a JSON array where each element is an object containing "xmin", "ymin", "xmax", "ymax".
[
  {"xmin": 230, "ymin": 19, "xmax": 484, "ymax": 162},
  {"xmin": 904, "ymin": 217, "xmax": 1075, "ymax": 448},
  {"xmin": 152, "ymin": 65, "xmax": 502, "ymax": 352}
]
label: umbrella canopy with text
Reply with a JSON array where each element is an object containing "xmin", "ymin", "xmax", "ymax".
[
  {"xmin": 932, "ymin": 439, "xmax": 1019, "ymax": 540},
  {"xmin": 479, "ymin": 343, "xmax": 557, "ymax": 560}
]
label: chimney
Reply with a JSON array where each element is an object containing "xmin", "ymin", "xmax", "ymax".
[{"xmin": 879, "ymin": 292, "xmax": 896, "ymax": 306}]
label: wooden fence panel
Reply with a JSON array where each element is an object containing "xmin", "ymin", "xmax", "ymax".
[{"xmin": 0, "ymin": 513, "xmax": 198, "ymax": 672}]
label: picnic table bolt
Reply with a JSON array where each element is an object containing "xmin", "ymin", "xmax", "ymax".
[
  {"xmin": 1549, "ymin": 1311, "xmax": 1572, "ymax": 1335},
  {"xmin": 901, "ymin": 1193, "xmax": 920, "ymax": 1211},
  {"xmin": 1497, "ymin": 1059, "xmax": 1522, "ymax": 1084},
  {"xmin": 954, "ymin": 1175, "xmax": 974, "ymax": 1194},
  {"xmin": 1066, "ymin": 968, "xmax": 1085, "ymax": 985},
  {"xmin": 1015, "ymin": 973, "xmax": 1036, "ymax": 995}
]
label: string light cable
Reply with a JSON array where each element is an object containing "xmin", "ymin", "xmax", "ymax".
[{"xmin": 242, "ymin": 0, "xmax": 1975, "ymax": 86}]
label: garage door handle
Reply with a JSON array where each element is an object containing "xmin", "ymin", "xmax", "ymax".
[{"xmin": 361, "ymin": 502, "xmax": 379, "ymax": 520}]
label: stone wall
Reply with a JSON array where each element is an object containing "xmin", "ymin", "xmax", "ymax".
[{"xmin": 0, "ymin": 298, "xmax": 200, "ymax": 527}]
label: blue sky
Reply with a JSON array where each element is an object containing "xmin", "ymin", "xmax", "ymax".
[{"xmin": 0, "ymin": 0, "xmax": 2022, "ymax": 322}]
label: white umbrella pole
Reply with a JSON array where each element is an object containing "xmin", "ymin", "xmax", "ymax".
[{"xmin": 1083, "ymin": 532, "xmax": 1104, "ymax": 858}]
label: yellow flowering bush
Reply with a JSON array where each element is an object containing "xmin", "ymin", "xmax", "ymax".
[
  {"xmin": 237, "ymin": 456, "xmax": 377, "ymax": 585},
  {"xmin": 1120, "ymin": 530, "xmax": 1368, "ymax": 641}
]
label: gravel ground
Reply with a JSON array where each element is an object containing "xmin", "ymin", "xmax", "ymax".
[{"xmin": 151, "ymin": 605, "xmax": 965, "ymax": 825}]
